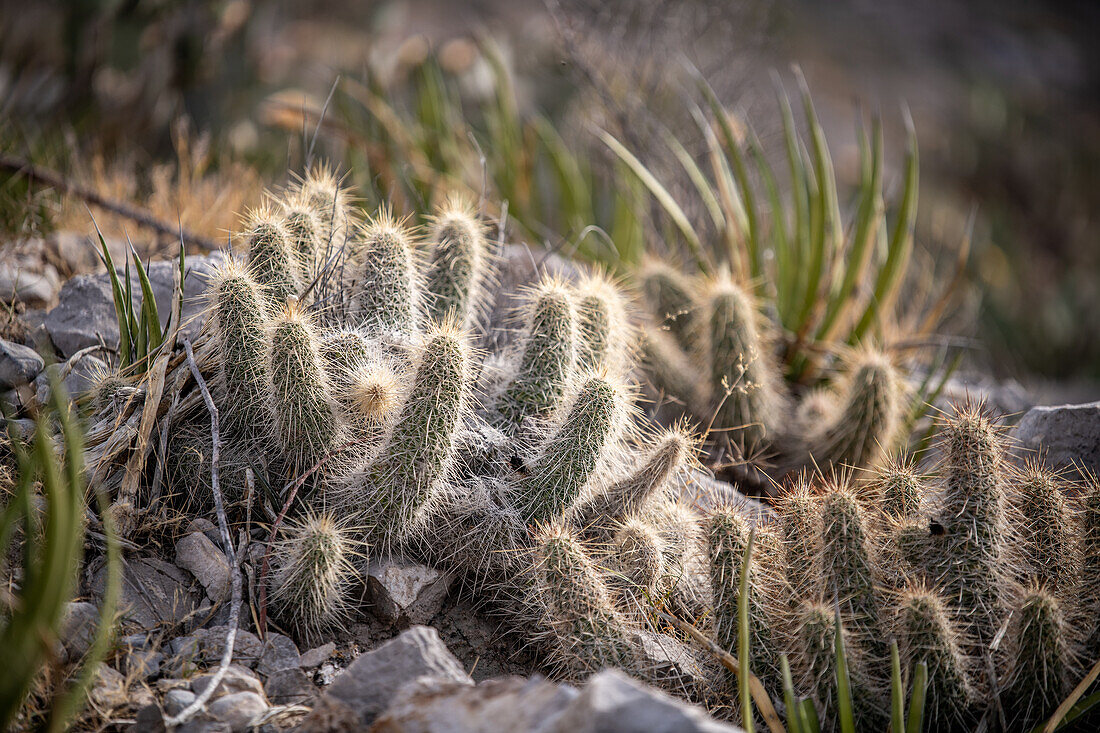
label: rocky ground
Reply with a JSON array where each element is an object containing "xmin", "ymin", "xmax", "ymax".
[{"xmin": 2, "ymin": 230, "xmax": 1098, "ymax": 731}]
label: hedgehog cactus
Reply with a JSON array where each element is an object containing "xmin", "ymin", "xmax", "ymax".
[
  {"xmin": 244, "ymin": 206, "xmax": 300, "ymax": 307},
  {"xmin": 1009, "ymin": 461, "xmax": 1081, "ymax": 596},
  {"xmin": 424, "ymin": 196, "xmax": 489, "ymax": 328},
  {"xmin": 1004, "ymin": 587, "xmax": 1072, "ymax": 729},
  {"xmin": 348, "ymin": 210, "xmax": 420, "ymax": 341}
]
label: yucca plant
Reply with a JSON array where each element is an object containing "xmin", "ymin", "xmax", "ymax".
[{"xmin": 0, "ymin": 372, "xmax": 121, "ymax": 732}]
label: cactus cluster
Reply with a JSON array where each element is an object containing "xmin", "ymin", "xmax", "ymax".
[
  {"xmin": 636, "ymin": 262, "xmax": 907, "ymax": 485},
  {"xmin": 688, "ymin": 400, "xmax": 1099, "ymax": 731}
]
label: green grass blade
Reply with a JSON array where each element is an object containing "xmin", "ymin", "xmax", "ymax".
[
  {"xmin": 852, "ymin": 107, "xmax": 919, "ymax": 341},
  {"xmin": 129, "ymin": 242, "xmax": 163, "ymax": 355},
  {"xmin": 774, "ymin": 73, "xmax": 810, "ymax": 322},
  {"xmin": 833, "ymin": 609, "xmax": 856, "ymax": 733},
  {"xmin": 663, "ymin": 124, "xmax": 725, "ymax": 233},
  {"xmin": 905, "ymin": 662, "xmax": 928, "ymax": 733},
  {"xmin": 739, "ymin": 528, "xmax": 757, "ymax": 733},
  {"xmin": 890, "ymin": 640, "xmax": 905, "ymax": 732},
  {"xmin": 781, "ymin": 655, "xmax": 804, "ymax": 733},
  {"xmin": 91, "ymin": 224, "xmax": 132, "ymax": 369},
  {"xmin": 598, "ymin": 128, "xmax": 709, "ymax": 272},
  {"xmin": 799, "ymin": 699, "xmax": 822, "ymax": 733}
]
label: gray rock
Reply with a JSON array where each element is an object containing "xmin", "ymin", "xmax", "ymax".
[
  {"xmin": 34, "ymin": 354, "xmax": 108, "ymax": 404},
  {"xmin": 164, "ymin": 688, "xmax": 197, "ymax": 716},
  {"xmin": 371, "ymin": 675, "xmax": 578, "ymax": 733},
  {"xmin": 264, "ymin": 667, "xmax": 315, "ymax": 705},
  {"xmin": 365, "ymin": 555, "xmax": 455, "ymax": 626},
  {"xmin": 175, "ymin": 532, "xmax": 231, "ymax": 604},
  {"xmin": 59, "ymin": 601, "xmax": 100, "ymax": 663},
  {"xmin": 298, "ymin": 642, "xmax": 335, "ymax": 669},
  {"xmin": 190, "ymin": 663, "xmax": 265, "ymax": 699},
  {"xmin": 134, "ymin": 703, "xmax": 169, "ymax": 733},
  {"xmin": 323, "ymin": 626, "xmax": 471, "ymax": 724},
  {"xmin": 256, "ymin": 632, "xmax": 301, "ymax": 677},
  {"xmin": 196, "ymin": 627, "xmax": 265, "ymax": 669},
  {"xmin": 548, "ymin": 669, "xmax": 742, "ymax": 733},
  {"xmin": 207, "ymin": 691, "xmax": 267, "ymax": 732},
  {"xmin": 44, "ymin": 253, "xmax": 222, "ymax": 358},
  {"xmin": 90, "ymin": 556, "xmax": 202, "ymax": 629},
  {"xmin": 0, "ymin": 338, "xmax": 44, "ymax": 389},
  {"xmin": 124, "ymin": 649, "xmax": 164, "ymax": 680},
  {"xmin": 1014, "ymin": 401, "xmax": 1100, "ymax": 479},
  {"xmin": 0, "ymin": 260, "xmax": 60, "ymax": 307},
  {"xmin": 88, "ymin": 663, "xmax": 129, "ymax": 710}
]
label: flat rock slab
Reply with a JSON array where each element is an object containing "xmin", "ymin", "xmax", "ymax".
[
  {"xmin": 175, "ymin": 531, "xmax": 231, "ymax": 604},
  {"xmin": 1013, "ymin": 401, "xmax": 1100, "ymax": 479},
  {"xmin": 365, "ymin": 555, "xmax": 455, "ymax": 627},
  {"xmin": 316, "ymin": 626, "xmax": 472, "ymax": 725},
  {"xmin": 91, "ymin": 556, "xmax": 202, "ymax": 630}
]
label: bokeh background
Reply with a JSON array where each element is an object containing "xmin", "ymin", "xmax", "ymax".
[{"xmin": 2, "ymin": 0, "xmax": 1097, "ymax": 395}]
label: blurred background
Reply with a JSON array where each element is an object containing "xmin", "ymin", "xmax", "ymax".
[{"xmin": 1, "ymin": 0, "xmax": 1097, "ymax": 395}]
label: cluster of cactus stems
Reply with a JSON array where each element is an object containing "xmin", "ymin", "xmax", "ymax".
[
  {"xmin": 636, "ymin": 261, "xmax": 907, "ymax": 486},
  {"xmin": 84, "ymin": 168, "xmax": 1100, "ymax": 730},
  {"xmin": 710, "ymin": 401, "xmax": 1100, "ymax": 731}
]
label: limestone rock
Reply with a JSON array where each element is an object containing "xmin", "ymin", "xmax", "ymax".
[{"xmin": 365, "ymin": 555, "xmax": 455, "ymax": 627}]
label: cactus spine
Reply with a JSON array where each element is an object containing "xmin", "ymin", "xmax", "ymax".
[
  {"xmin": 639, "ymin": 261, "xmax": 697, "ymax": 350},
  {"xmin": 574, "ymin": 271, "xmax": 628, "ymax": 374},
  {"xmin": 1010, "ymin": 461, "xmax": 1080, "ymax": 596},
  {"xmin": 244, "ymin": 207, "xmax": 300, "ymax": 307},
  {"xmin": 424, "ymin": 197, "xmax": 488, "ymax": 328},
  {"xmin": 1004, "ymin": 587, "xmax": 1072, "ymax": 729},
  {"xmin": 349, "ymin": 210, "xmax": 420, "ymax": 340}
]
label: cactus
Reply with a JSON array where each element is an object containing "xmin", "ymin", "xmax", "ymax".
[
  {"xmin": 1009, "ymin": 460, "xmax": 1081, "ymax": 596},
  {"xmin": 775, "ymin": 475, "xmax": 821, "ymax": 603},
  {"xmin": 207, "ymin": 258, "xmax": 273, "ymax": 441},
  {"xmin": 638, "ymin": 260, "xmax": 697, "ymax": 350},
  {"xmin": 1082, "ymin": 473, "xmax": 1100, "ymax": 661},
  {"xmin": 269, "ymin": 511, "xmax": 360, "ymax": 641},
  {"xmin": 424, "ymin": 196, "xmax": 490, "ymax": 328},
  {"xmin": 517, "ymin": 373, "xmax": 626, "ymax": 524},
  {"xmin": 296, "ymin": 165, "xmax": 351, "ymax": 248},
  {"xmin": 794, "ymin": 601, "xmax": 843, "ymax": 727},
  {"xmin": 495, "ymin": 277, "xmax": 577, "ymax": 435},
  {"xmin": 267, "ymin": 303, "xmax": 340, "ymax": 487},
  {"xmin": 348, "ymin": 209, "xmax": 420, "ymax": 341},
  {"xmin": 1004, "ymin": 587, "xmax": 1072, "ymax": 729},
  {"xmin": 895, "ymin": 585, "xmax": 977, "ymax": 729},
  {"xmin": 574, "ymin": 270, "xmax": 629, "ymax": 374},
  {"xmin": 602, "ymin": 518, "xmax": 665, "ymax": 613},
  {"xmin": 573, "ymin": 425, "xmax": 693, "ymax": 541},
  {"xmin": 810, "ymin": 348, "xmax": 904, "ymax": 472},
  {"xmin": 704, "ymin": 507, "xmax": 782, "ymax": 688},
  {"xmin": 931, "ymin": 402, "xmax": 1008, "ymax": 651},
  {"xmin": 281, "ymin": 196, "xmax": 324, "ymax": 284},
  {"xmin": 864, "ymin": 456, "xmax": 923, "ymax": 518},
  {"xmin": 638, "ymin": 329, "xmax": 705, "ymax": 412},
  {"xmin": 243, "ymin": 206, "xmax": 301, "ymax": 308},
  {"xmin": 531, "ymin": 523, "xmax": 636, "ymax": 676}
]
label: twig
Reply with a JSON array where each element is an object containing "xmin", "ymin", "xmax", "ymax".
[
  {"xmin": 166, "ymin": 340, "xmax": 242, "ymax": 729},
  {"xmin": 256, "ymin": 437, "xmax": 373, "ymax": 638},
  {"xmin": 656, "ymin": 610, "xmax": 785, "ymax": 733},
  {"xmin": 0, "ymin": 154, "xmax": 219, "ymax": 251}
]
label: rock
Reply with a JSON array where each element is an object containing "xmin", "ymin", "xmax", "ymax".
[
  {"xmin": 370, "ymin": 675, "xmax": 578, "ymax": 733},
  {"xmin": 256, "ymin": 632, "xmax": 301, "ymax": 677},
  {"xmin": 548, "ymin": 669, "xmax": 741, "ymax": 733},
  {"xmin": 34, "ymin": 354, "xmax": 109, "ymax": 404},
  {"xmin": 124, "ymin": 649, "xmax": 164, "ymax": 680},
  {"xmin": 46, "ymin": 230, "xmax": 128, "ymax": 274},
  {"xmin": 1014, "ymin": 401, "xmax": 1100, "ymax": 479},
  {"xmin": 627, "ymin": 629, "xmax": 722, "ymax": 705},
  {"xmin": 264, "ymin": 667, "xmax": 315, "ymax": 705},
  {"xmin": 44, "ymin": 253, "xmax": 222, "ymax": 358},
  {"xmin": 59, "ymin": 601, "xmax": 100, "ymax": 663},
  {"xmin": 90, "ymin": 556, "xmax": 202, "ymax": 629},
  {"xmin": 89, "ymin": 663, "xmax": 129, "ymax": 710},
  {"xmin": 296, "ymin": 694, "xmax": 361, "ymax": 732},
  {"xmin": 190, "ymin": 663, "xmax": 264, "ymax": 699},
  {"xmin": 175, "ymin": 532, "xmax": 232, "ymax": 603},
  {"xmin": 164, "ymin": 688, "xmax": 198, "ymax": 716},
  {"xmin": 134, "ymin": 703, "xmax": 169, "ymax": 732},
  {"xmin": 0, "ymin": 338, "xmax": 44, "ymax": 389},
  {"xmin": 365, "ymin": 555, "xmax": 455, "ymax": 626},
  {"xmin": 484, "ymin": 243, "xmax": 584, "ymax": 352},
  {"xmin": 322, "ymin": 626, "xmax": 471, "ymax": 725},
  {"xmin": 0, "ymin": 260, "xmax": 60, "ymax": 307},
  {"xmin": 197, "ymin": 627, "xmax": 265, "ymax": 668},
  {"xmin": 208, "ymin": 691, "xmax": 268, "ymax": 732},
  {"xmin": 299, "ymin": 643, "xmax": 336, "ymax": 669}
]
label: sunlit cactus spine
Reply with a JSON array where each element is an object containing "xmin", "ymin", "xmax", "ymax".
[
  {"xmin": 704, "ymin": 507, "xmax": 782, "ymax": 688},
  {"xmin": 243, "ymin": 205, "xmax": 301, "ymax": 308},
  {"xmin": 424, "ymin": 196, "xmax": 490, "ymax": 329},
  {"xmin": 705, "ymin": 274, "xmax": 786, "ymax": 453},
  {"xmin": 267, "ymin": 303, "xmax": 340, "ymax": 490},
  {"xmin": 864, "ymin": 456, "xmax": 923, "ymax": 518},
  {"xmin": 775, "ymin": 476, "xmax": 821, "ymax": 603},
  {"xmin": 602, "ymin": 518, "xmax": 665, "ymax": 614},
  {"xmin": 531, "ymin": 523, "xmax": 637, "ymax": 677},
  {"xmin": 281, "ymin": 195, "xmax": 324, "ymax": 285},
  {"xmin": 810, "ymin": 347, "xmax": 904, "ymax": 472},
  {"xmin": 495, "ymin": 277, "xmax": 577, "ymax": 436},
  {"xmin": 355, "ymin": 324, "xmax": 470, "ymax": 547},
  {"xmin": 881, "ymin": 515, "xmax": 934, "ymax": 590},
  {"xmin": 645, "ymin": 494, "xmax": 710, "ymax": 620},
  {"xmin": 296, "ymin": 165, "xmax": 352, "ymax": 249},
  {"xmin": 269, "ymin": 511, "xmax": 360, "ymax": 642},
  {"xmin": 573, "ymin": 424, "xmax": 694, "ymax": 542},
  {"xmin": 895, "ymin": 585, "xmax": 977, "ymax": 730},
  {"xmin": 574, "ymin": 270, "xmax": 629, "ymax": 374},
  {"xmin": 207, "ymin": 258, "xmax": 273, "ymax": 441},
  {"xmin": 1004, "ymin": 587, "xmax": 1073, "ymax": 730},
  {"xmin": 517, "ymin": 373, "xmax": 627, "ymax": 524},
  {"xmin": 348, "ymin": 209, "xmax": 421, "ymax": 341}
]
